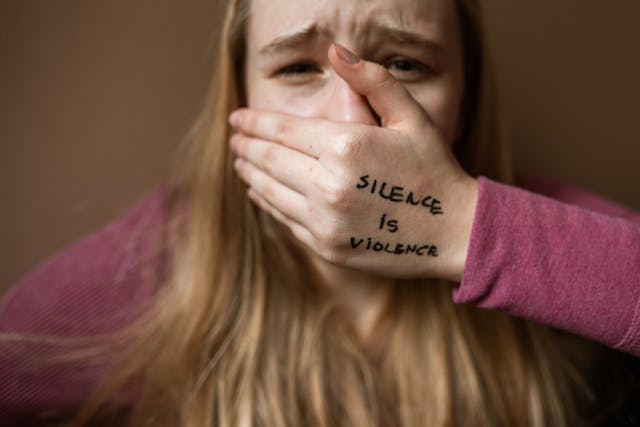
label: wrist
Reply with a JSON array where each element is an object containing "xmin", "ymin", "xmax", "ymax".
[{"xmin": 442, "ymin": 175, "xmax": 479, "ymax": 283}]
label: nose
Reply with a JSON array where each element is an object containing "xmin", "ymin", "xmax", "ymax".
[{"xmin": 324, "ymin": 74, "xmax": 379, "ymax": 126}]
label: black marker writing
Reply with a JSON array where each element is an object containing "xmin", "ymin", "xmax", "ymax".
[
  {"xmin": 357, "ymin": 175, "xmax": 444, "ymax": 215},
  {"xmin": 349, "ymin": 236, "xmax": 438, "ymax": 257},
  {"xmin": 379, "ymin": 213, "xmax": 399, "ymax": 233}
]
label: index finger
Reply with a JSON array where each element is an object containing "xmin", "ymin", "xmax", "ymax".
[{"xmin": 229, "ymin": 109, "xmax": 341, "ymax": 159}]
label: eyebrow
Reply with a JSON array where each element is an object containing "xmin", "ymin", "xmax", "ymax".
[
  {"xmin": 368, "ymin": 23, "xmax": 444, "ymax": 54},
  {"xmin": 258, "ymin": 21, "xmax": 444, "ymax": 57},
  {"xmin": 258, "ymin": 22, "xmax": 321, "ymax": 56}
]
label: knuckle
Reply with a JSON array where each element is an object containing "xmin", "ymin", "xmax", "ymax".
[
  {"xmin": 257, "ymin": 180, "xmax": 272, "ymax": 200},
  {"xmin": 333, "ymin": 132, "xmax": 364, "ymax": 159},
  {"xmin": 244, "ymin": 112, "xmax": 258, "ymax": 133},
  {"xmin": 314, "ymin": 220, "xmax": 344, "ymax": 249},
  {"xmin": 275, "ymin": 118, "xmax": 290, "ymax": 141},
  {"xmin": 239, "ymin": 160, "xmax": 252, "ymax": 182},
  {"xmin": 236, "ymin": 138, "xmax": 249, "ymax": 156},
  {"xmin": 260, "ymin": 143, "xmax": 278, "ymax": 164},
  {"xmin": 318, "ymin": 246, "xmax": 347, "ymax": 265},
  {"xmin": 322, "ymin": 180, "xmax": 351, "ymax": 209}
]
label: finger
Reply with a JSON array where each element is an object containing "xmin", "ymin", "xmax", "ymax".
[
  {"xmin": 229, "ymin": 109, "xmax": 348, "ymax": 159},
  {"xmin": 246, "ymin": 187, "xmax": 317, "ymax": 250},
  {"xmin": 233, "ymin": 157, "xmax": 308, "ymax": 227},
  {"xmin": 328, "ymin": 43, "xmax": 430, "ymax": 132},
  {"xmin": 230, "ymin": 133, "xmax": 322, "ymax": 196}
]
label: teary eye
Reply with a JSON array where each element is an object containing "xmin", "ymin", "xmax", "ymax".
[
  {"xmin": 274, "ymin": 62, "xmax": 322, "ymax": 82},
  {"xmin": 388, "ymin": 59, "xmax": 419, "ymax": 71},
  {"xmin": 385, "ymin": 58, "xmax": 435, "ymax": 81}
]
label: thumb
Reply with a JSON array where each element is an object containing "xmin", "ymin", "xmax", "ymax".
[{"xmin": 329, "ymin": 42, "xmax": 430, "ymax": 131}]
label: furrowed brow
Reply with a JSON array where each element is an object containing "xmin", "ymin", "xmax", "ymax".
[
  {"xmin": 258, "ymin": 23, "xmax": 320, "ymax": 56},
  {"xmin": 370, "ymin": 23, "xmax": 444, "ymax": 54}
]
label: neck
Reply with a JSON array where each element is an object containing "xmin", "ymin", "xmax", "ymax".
[{"xmin": 308, "ymin": 253, "xmax": 394, "ymax": 343}]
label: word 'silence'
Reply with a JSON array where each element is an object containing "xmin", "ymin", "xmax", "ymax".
[
  {"xmin": 356, "ymin": 175, "xmax": 443, "ymax": 215},
  {"xmin": 350, "ymin": 237, "xmax": 438, "ymax": 257}
]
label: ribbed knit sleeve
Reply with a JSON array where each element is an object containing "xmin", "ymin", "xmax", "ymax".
[
  {"xmin": 0, "ymin": 184, "xmax": 171, "ymax": 425},
  {"xmin": 453, "ymin": 176, "xmax": 640, "ymax": 356}
]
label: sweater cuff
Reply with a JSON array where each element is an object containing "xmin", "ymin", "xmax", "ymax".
[{"xmin": 453, "ymin": 176, "xmax": 501, "ymax": 305}]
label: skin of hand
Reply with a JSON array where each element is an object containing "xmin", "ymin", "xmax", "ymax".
[{"xmin": 229, "ymin": 43, "xmax": 478, "ymax": 283}]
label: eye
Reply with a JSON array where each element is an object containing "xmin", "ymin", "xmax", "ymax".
[
  {"xmin": 385, "ymin": 58, "xmax": 435, "ymax": 81},
  {"xmin": 273, "ymin": 62, "xmax": 322, "ymax": 83}
]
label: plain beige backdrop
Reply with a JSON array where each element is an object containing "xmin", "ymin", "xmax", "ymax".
[{"xmin": 2, "ymin": 1, "xmax": 639, "ymax": 289}]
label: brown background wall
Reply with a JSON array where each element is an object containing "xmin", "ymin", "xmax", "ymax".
[{"xmin": 2, "ymin": 1, "xmax": 639, "ymax": 290}]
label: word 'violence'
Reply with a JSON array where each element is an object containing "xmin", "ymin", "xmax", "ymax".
[{"xmin": 350, "ymin": 237, "xmax": 438, "ymax": 257}]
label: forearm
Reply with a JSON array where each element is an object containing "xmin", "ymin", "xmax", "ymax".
[{"xmin": 454, "ymin": 176, "xmax": 640, "ymax": 355}]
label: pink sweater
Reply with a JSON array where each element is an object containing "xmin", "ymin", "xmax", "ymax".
[{"xmin": 1, "ymin": 175, "xmax": 639, "ymax": 423}]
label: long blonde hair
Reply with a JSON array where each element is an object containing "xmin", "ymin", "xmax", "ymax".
[{"xmin": 4, "ymin": 0, "xmax": 600, "ymax": 425}]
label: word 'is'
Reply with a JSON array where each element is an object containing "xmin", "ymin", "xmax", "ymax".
[
  {"xmin": 350, "ymin": 237, "xmax": 438, "ymax": 257},
  {"xmin": 356, "ymin": 175, "xmax": 443, "ymax": 215}
]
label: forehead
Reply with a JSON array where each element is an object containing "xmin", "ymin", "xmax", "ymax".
[{"xmin": 248, "ymin": 0, "xmax": 458, "ymax": 46}]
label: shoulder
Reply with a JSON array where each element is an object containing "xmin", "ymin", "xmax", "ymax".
[
  {"xmin": 0, "ymin": 184, "xmax": 176, "ymax": 421},
  {"xmin": 0, "ymin": 183, "xmax": 175, "ymax": 336}
]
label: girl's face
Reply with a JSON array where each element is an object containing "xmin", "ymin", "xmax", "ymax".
[{"xmin": 244, "ymin": 0, "xmax": 465, "ymax": 145}]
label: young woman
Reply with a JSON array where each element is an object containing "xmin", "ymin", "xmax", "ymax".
[{"xmin": 2, "ymin": 0, "xmax": 640, "ymax": 425}]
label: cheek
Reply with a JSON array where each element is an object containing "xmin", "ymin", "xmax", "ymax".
[
  {"xmin": 407, "ymin": 83, "xmax": 462, "ymax": 146},
  {"xmin": 246, "ymin": 76, "xmax": 274, "ymax": 109},
  {"xmin": 247, "ymin": 77, "xmax": 323, "ymax": 118}
]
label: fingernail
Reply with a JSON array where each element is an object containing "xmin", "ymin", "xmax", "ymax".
[
  {"xmin": 229, "ymin": 111, "xmax": 242, "ymax": 127},
  {"xmin": 334, "ymin": 43, "xmax": 359, "ymax": 65}
]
